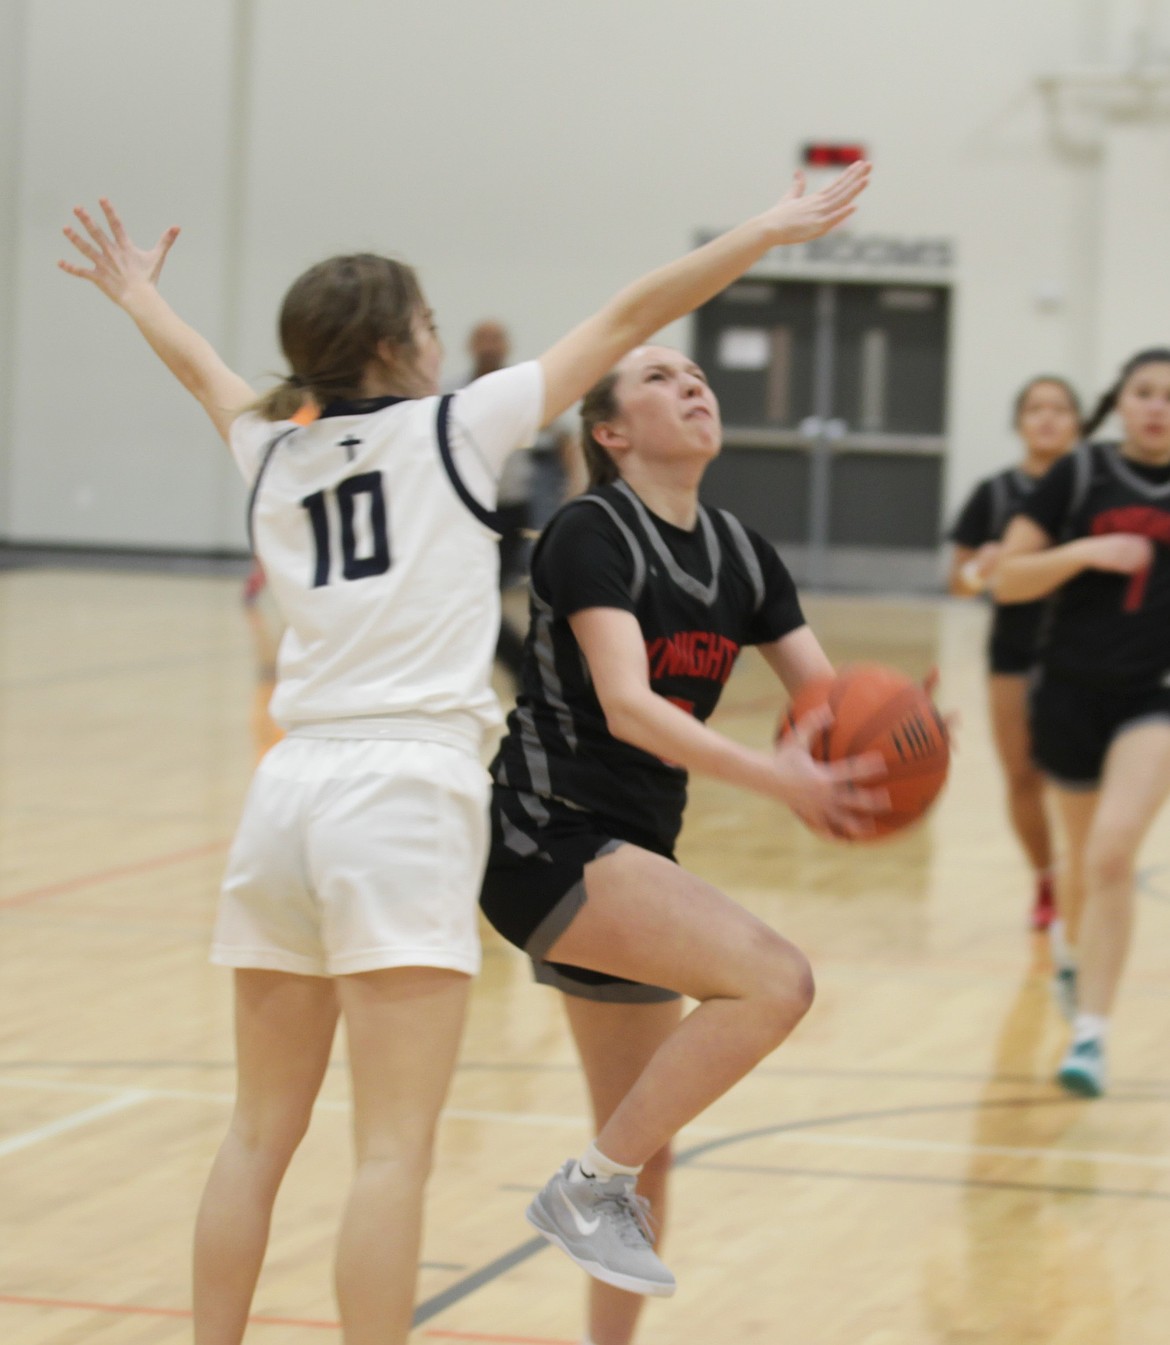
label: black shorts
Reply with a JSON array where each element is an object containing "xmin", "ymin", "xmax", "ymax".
[
  {"xmin": 988, "ymin": 637, "xmax": 1036, "ymax": 677},
  {"xmin": 1030, "ymin": 671, "xmax": 1170, "ymax": 788},
  {"xmin": 479, "ymin": 786, "xmax": 681, "ymax": 1003}
]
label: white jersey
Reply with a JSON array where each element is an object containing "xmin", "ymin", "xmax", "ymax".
[{"xmin": 229, "ymin": 361, "xmax": 543, "ymax": 743}]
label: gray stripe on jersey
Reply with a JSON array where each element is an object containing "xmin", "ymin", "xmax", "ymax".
[
  {"xmin": 516, "ymin": 704, "xmax": 555, "ymax": 797},
  {"xmin": 496, "ymin": 759, "xmax": 549, "ymax": 825},
  {"xmin": 567, "ymin": 495, "xmax": 648, "ymax": 603},
  {"xmin": 717, "ymin": 509, "xmax": 765, "ymax": 614},
  {"xmin": 531, "ymin": 590, "xmax": 578, "ymax": 751},
  {"xmin": 614, "ymin": 479, "xmax": 721, "ymax": 606},
  {"xmin": 989, "ymin": 474, "xmax": 1011, "ymax": 538}
]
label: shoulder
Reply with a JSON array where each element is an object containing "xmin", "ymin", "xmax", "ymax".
[
  {"xmin": 229, "ymin": 412, "xmax": 298, "ymax": 483},
  {"xmin": 448, "ymin": 361, "xmax": 543, "ymax": 424}
]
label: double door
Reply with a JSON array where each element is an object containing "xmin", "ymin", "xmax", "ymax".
[{"xmin": 695, "ymin": 278, "xmax": 950, "ymax": 589}]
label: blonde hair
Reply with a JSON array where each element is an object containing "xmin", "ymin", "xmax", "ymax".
[{"xmin": 253, "ymin": 253, "xmax": 425, "ymax": 421}]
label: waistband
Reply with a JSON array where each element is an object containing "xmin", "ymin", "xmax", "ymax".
[{"xmin": 288, "ymin": 712, "xmax": 482, "ymax": 752}]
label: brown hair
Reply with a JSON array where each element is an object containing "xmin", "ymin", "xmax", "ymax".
[
  {"xmin": 579, "ymin": 370, "xmax": 622, "ymax": 487},
  {"xmin": 1012, "ymin": 375, "xmax": 1082, "ymax": 430},
  {"xmin": 1082, "ymin": 347, "xmax": 1170, "ymax": 439},
  {"xmin": 253, "ymin": 254, "xmax": 425, "ymax": 421}
]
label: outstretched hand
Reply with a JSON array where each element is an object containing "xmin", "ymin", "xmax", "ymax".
[
  {"xmin": 58, "ymin": 198, "xmax": 180, "ymax": 307},
  {"xmin": 762, "ymin": 161, "xmax": 872, "ymax": 246}
]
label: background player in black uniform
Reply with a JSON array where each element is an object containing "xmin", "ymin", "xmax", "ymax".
[
  {"xmin": 948, "ymin": 377, "xmax": 1081, "ymax": 932},
  {"xmin": 480, "ymin": 345, "xmax": 889, "ymax": 1331},
  {"xmin": 994, "ymin": 348, "xmax": 1170, "ymax": 1098}
]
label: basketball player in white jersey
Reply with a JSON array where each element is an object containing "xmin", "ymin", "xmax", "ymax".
[{"xmin": 59, "ymin": 164, "xmax": 870, "ymax": 1345}]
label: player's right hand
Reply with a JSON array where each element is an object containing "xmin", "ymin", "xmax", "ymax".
[
  {"xmin": 58, "ymin": 198, "xmax": 180, "ymax": 306},
  {"xmin": 771, "ymin": 705, "xmax": 889, "ymax": 839}
]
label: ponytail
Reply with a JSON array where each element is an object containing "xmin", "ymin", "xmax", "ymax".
[
  {"xmin": 579, "ymin": 370, "xmax": 622, "ymax": 487},
  {"xmin": 1084, "ymin": 347, "xmax": 1170, "ymax": 439}
]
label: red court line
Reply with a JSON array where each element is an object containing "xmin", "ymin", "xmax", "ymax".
[
  {"xmin": 0, "ymin": 839, "xmax": 231, "ymax": 911},
  {"xmin": 0, "ymin": 1294, "xmax": 573, "ymax": 1343},
  {"xmin": 424, "ymin": 1333, "xmax": 574, "ymax": 1344},
  {"xmin": 0, "ymin": 1293, "xmax": 334, "ymax": 1328}
]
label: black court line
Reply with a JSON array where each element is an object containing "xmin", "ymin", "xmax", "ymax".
[
  {"xmin": 410, "ymin": 1090, "xmax": 1168, "ymax": 1326},
  {"xmin": 688, "ymin": 1158, "xmax": 1170, "ymax": 1203}
]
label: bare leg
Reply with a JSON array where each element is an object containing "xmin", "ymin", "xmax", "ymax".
[
  {"xmin": 193, "ymin": 970, "xmax": 339, "ymax": 1345},
  {"xmin": 1049, "ymin": 785, "xmax": 1100, "ymax": 948},
  {"xmin": 333, "ymin": 966, "xmax": 470, "ymax": 1345},
  {"xmin": 1077, "ymin": 724, "xmax": 1170, "ymax": 1015},
  {"xmin": 988, "ymin": 673, "xmax": 1053, "ymax": 874},
  {"xmin": 564, "ymin": 996, "xmax": 684, "ymax": 1345},
  {"xmin": 547, "ymin": 845, "xmax": 814, "ymax": 1167}
]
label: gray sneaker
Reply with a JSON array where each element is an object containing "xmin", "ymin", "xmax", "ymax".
[
  {"xmin": 526, "ymin": 1160, "xmax": 676, "ymax": 1297},
  {"xmin": 1052, "ymin": 966, "xmax": 1077, "ymax": 1022}
]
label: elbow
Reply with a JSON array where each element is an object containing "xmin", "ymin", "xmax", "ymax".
[{"xmin": 600, "ymin": 694, "xmax": 651, "ymax": 750}]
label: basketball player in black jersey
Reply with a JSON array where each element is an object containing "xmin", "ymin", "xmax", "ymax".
[
  {"xmin": 948, "ymin": 377, "xmax": 1081, "ymax": 932},
  {"xmin": 995, "ymin": 349, "xmax": 1170, "ymax": 1098},
  {"xmin": 480, "ymin": 346, "xmax": 890, "ymax": 1333}
]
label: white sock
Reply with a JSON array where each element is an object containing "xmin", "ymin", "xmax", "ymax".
[
  {"xmin": 573, "ymin": 1140, "xmax": 642, "ymax": 1183},
  {"xmin": 1050, "ymin": 920, "xmax": 1076, "ymax": 970},
  {"xmin": 1073, "ymin": 1012, "xmax": 1108, "ymax": 1045}
]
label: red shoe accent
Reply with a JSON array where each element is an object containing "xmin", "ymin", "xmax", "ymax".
[{"xmin": 1031, "ymin": 875, "xmax": 1056, "ymax": 931}]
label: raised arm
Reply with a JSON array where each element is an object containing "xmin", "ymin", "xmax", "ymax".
[
  {"xmin": 991, "ymin": 515, "xmax": 1154, "ymax": 603},
  {"xmin": 569, "ymin": 606, "xmax": 886, "ymax": 837},
  {"xmin": 537, "ymin": 163, "xmax": 871, "ymax": 426},
  {"xmin": 59, "ymin": 199, "xmax": 255, "ymax": 445}
]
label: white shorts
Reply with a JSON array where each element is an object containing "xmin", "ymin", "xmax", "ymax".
[{"xmin": 213, "ymin": 736, "xmax": 488, "ymax": 977}]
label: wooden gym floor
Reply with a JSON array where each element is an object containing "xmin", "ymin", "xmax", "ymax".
[{"xmin": 1, "ymin": 566, "xmax": 1168, "ymax": 1344}]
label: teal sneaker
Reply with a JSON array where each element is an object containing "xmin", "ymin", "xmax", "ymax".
[{"xmin": 1057, "ymin": 1038, "xmax": 1107, "ymax": 1097}]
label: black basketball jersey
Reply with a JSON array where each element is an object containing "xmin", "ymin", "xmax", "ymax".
[
  {"xmin": 949, "ymin": 466, "xmax": 1050, "ymax": 669},
  {"xmin": 489, "ymin": 480, "xmax": 805, "ymax": 850},
  {"xmin": 1022, "ymin": 442, "xmax": 1170, "ymax": 688}
]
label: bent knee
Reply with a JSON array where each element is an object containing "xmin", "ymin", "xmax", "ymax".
[{"xmin": 747, "ymin": 932, "xmax": 815, "ymax": 1027}]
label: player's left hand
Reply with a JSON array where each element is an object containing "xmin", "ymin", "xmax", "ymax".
[{"xmin": 761, "ymin": 161, "xmax": 872, "ymax": 246}]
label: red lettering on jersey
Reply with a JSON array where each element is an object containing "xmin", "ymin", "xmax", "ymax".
[
  {"xmin": 1089, "ymin": 506, "xmax": 1170, "ymax": 611},
  {"xmin": 643, "ymin": 632, "xmax": 740, "ymax": 685}
]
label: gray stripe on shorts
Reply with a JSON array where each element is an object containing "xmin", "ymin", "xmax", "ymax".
[
  {"xmin": 500, "ymin": 810, "xmax": 544, "ymax": 859},
  {"xmin": 531, "ymin": 960, "xmax": 682, "ymax": 1003}
]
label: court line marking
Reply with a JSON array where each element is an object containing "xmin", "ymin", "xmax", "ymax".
[
  {"xmin": 690, "ymin": 1157, "xmax": 1170, "ymax": 1203},
  {"xmin": 410, "ymin": 1091, "xmax": 1170, "ymax": 1325},
  {"xmin": 0, "ymin": 1291, "xmax": 572, "ymax": 1343},
  {"xmin": 0, "ymin": 1090, "xmax": 148, "ymax": 1158},
  {"xmin": 0, "ymin": 839, "xmax": 231, "ymax": 911},
  {"xmin": 1, "ymin": 1075, "xmax": 1167, "ymax": 1171}
]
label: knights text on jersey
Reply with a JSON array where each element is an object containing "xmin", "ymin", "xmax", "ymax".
[
  {"xmin": 949, "ymin": 465, "xmax": 1052, "ymax": 670},
  {"xmin": 489, "ymin": 481, "xmax": 805, "ymax": 850},
  {"xmin": 228, "ymin": 361, "xmax": 543, "ymax": 735},
  {"xmin": 1022, "ymin": 441, "xmax": 1170, "ymax": 688}
]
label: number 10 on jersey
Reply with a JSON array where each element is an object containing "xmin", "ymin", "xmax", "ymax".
[{"xmin": 301, "ymin": 472, "xmax": 391, "ymax": 587}]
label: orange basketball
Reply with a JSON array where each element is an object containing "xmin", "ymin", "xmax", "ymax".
[{"xmin": 778, "ymin": 663, "xmax": 950, "ymax": 840}]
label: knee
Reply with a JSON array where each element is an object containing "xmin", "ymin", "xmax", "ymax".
[
  {"xmin": 747, "ymin": 932, "xmax": 816, "ymax": 1042},
  {"xmin": 229, "ymin": 1105, "xmax": 312, "ymax": 1169},
  {"xmin": 1084, "ymin": 834, "xmax": 1137, "ymax": 895}
]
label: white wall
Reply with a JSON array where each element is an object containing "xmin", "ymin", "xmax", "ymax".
[{"xmin": 5, "ymin": 0, "xmax": 1169, "ymax": 552}]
